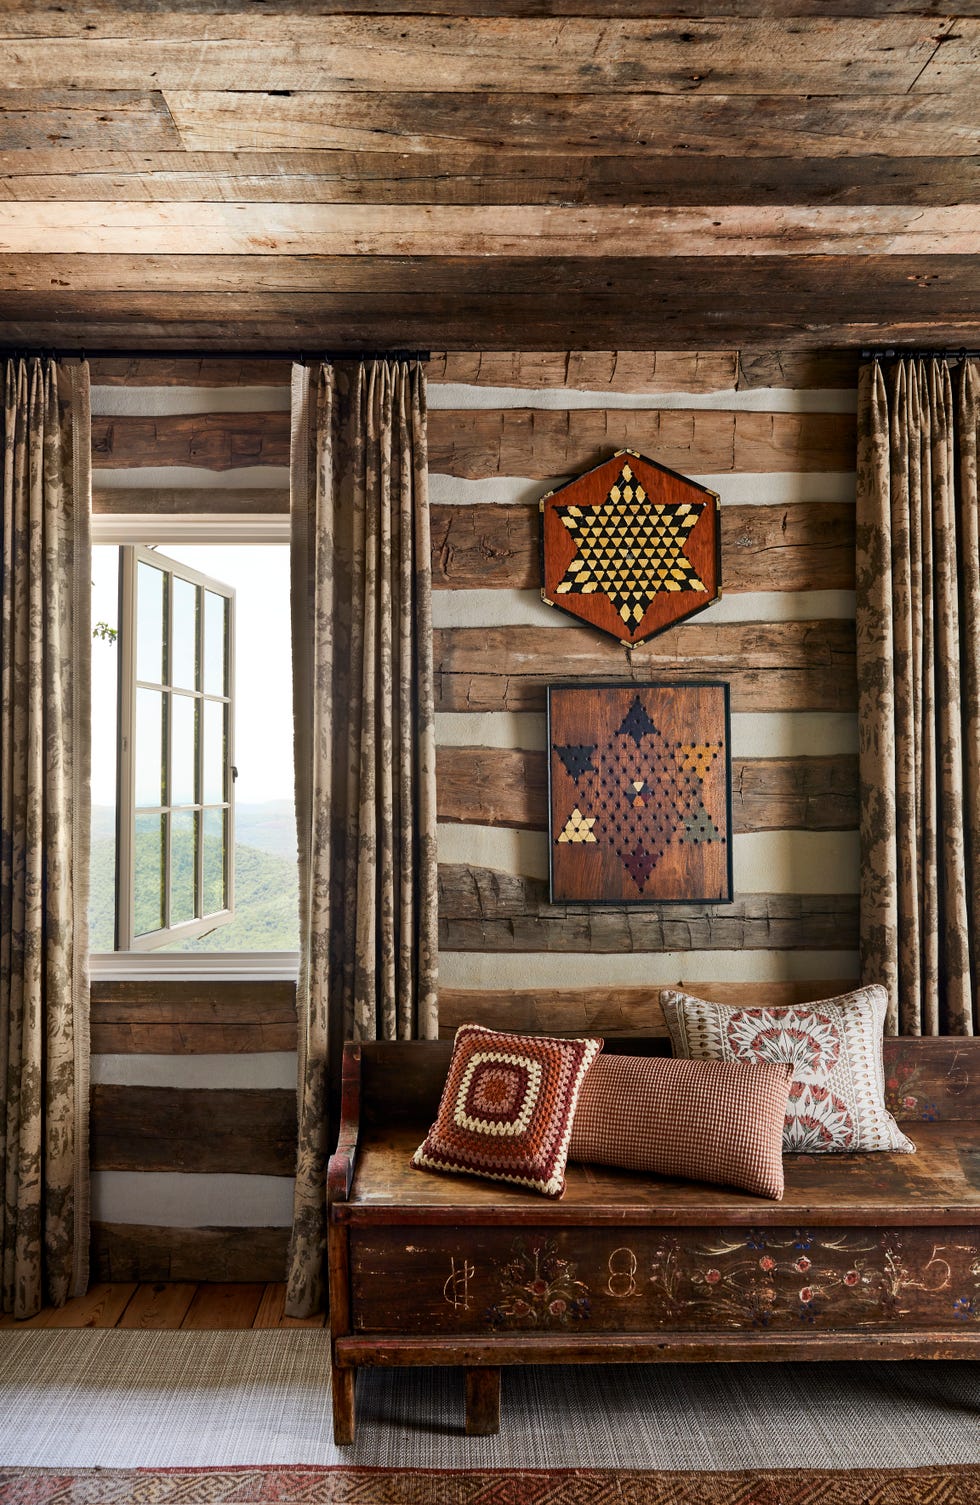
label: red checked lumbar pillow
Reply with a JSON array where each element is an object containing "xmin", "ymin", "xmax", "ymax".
[
  {"xmin": 568, "ymin": 1052, "xmax": 793, "ymax": 1199},
  {"xmin": 412, "ymin": 1024, "xmax": 603, "ymax": 1198}
]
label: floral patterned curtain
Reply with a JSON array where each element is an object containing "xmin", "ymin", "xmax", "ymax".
[
  {"xmin": 1, "ymin": 356, "xmax": 91, "ymax": 1317},
  {"xmin": 856, "ymin": 357, "xmax": 980, "ymax": 1035},
  {"xmin": 286, "ymin": 359, "xmax": 438, "ymax": 1316}
]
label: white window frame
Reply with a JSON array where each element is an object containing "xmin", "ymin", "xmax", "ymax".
[
  {"xmin": 118, "ymin": 544, "xmax": 237, "ymax": 950},
  {"xmin": 90, "ymin": 513, "xmax": 299, "ymax": 981}
]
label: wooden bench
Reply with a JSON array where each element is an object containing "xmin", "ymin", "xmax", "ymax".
[{"xmin": 327, "ymin": 1035, "xmax": 980, "ymax": 1442}]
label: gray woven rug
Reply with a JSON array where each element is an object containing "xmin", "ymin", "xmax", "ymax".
[{"xmin": 0, "ymin": 1330, "xmax": 977, "ymax": 1470}]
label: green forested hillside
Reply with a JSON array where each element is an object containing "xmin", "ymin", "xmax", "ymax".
[{"xmin": 89, "ymin": 821, "xmax": 299, "ymax": 953}]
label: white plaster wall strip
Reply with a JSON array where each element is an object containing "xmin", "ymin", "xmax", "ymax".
[
  {"xmin": 431, "ymin": 589, "xmax": 857, "ymax": 630},
  {"xmin": 92, "ymin": 465, "xmax": 290, "ymax": 490},
  {"xmin": 434, "ymin": 710, "xmax": 860, "ymax": 757},
  {"xmin": 436, "ymin": 823, "xmax": 860, "ymax": 894},
  {"xmin": 90, "ymin": 385, "xmax": 855, "ymax": 418},
  {"xmin": 427, "ymin": 386, "xmax": 857, "ymax": 414},
  {"xmin": 436, "ymin": 711, "xmax": 548, "ymax": 750},
  {"xmin": 90, "ymin": 1053, "xmax": 298, "ymax": 1090},
  {"xmin": 438, "ymin": 950, "xmax": 861, "ymax": 990},
  {"xmin": 428, "ymin": 473, "xmax": 857, "ymax": 507},
  {"xmin": 91, "ymin": 1172, "xmax": 295, "ymax": 1228},
  {"xmin": 90, "ymin": 386, "xmax": 292, "ymax": 417}
]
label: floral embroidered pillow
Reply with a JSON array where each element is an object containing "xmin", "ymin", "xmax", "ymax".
[
  {"xmin": 412, "ymin": 1024, "xmax": 603, "ymax": 1197},
  {"xmin": 660, "ymin": 984, "xmax": 915, "ymax": 1155}
]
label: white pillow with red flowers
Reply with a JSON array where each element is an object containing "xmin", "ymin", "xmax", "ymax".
[{"xmin": 660, "ymin": 984, "xmax": 915, "ymax": 1155}]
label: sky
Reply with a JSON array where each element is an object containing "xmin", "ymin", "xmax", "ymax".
[{"xmin": 91, "ymin": 543, "xmax": 294, "ymax": 809}]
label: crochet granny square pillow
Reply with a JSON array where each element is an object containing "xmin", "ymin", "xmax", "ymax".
[
  {"xmin": 412, "ymin": 1024, "xmax": 603, "ymax": 1197},
  {"xmin": 568, "ymin": 1052, "xmax": 793, "ymax": 1199},
  {"xmin": 660, "ymin": 984, "xmax": 914, "ymax": 1155}
]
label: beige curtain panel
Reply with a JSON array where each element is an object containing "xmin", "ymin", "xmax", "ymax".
[
  {"xmin": 286, "ymin": 359, "xmax": 438, "ymax": 1317},
  {"xmin": 1, "ymin": 356, "xmax": 91, "ymax": 1318},
  {"xmin": 857, "ymin": 356, "xmax": 980, "ymax": 1036}
]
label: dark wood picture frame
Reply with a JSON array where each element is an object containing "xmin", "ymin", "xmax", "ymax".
[{"xmin": 547, "ymin": 681, "xmax": 733, "ymax": 906}]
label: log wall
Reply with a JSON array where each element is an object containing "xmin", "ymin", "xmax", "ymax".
[{"xmin": 88, "ymin": 346, "xmax": 861, "ymax": 1279}]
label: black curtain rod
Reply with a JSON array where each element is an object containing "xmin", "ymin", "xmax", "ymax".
[
  {"xmin": 861, "ymin": 347, "xmax": 980, "ymax": 362},
  {"xmin": 0, "ymin": 347, "xmax": 431, "ymax": 363}
]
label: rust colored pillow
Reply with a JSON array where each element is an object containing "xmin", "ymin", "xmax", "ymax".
[
  {"xmin": 568, "ymin": 1053, "xmax": 793, "ymax": 1199},
  {"xmin": 412, "ymin": 1024, "xmax": 603, "ymax": 1198}
]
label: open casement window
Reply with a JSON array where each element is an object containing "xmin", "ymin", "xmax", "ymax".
[{"xmin": 117, "ymin": 546, "xmax": 236, "ymax": 950}]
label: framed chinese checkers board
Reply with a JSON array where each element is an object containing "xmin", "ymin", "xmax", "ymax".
[
  {"xmin": 547, "ymin": 683, "xmax": 732, "ymax": 905},
  {"xmin": 540, "ymin": 448, "xmax": 720, "ymax": 645}
]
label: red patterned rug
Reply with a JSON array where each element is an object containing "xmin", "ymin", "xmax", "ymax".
[{"xmin": 1, "ymin": 1466, "xmax": 978, "ymax": 1504}]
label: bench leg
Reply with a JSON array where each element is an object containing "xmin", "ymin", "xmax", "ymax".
[
  {"xmin": 332, "ymin": 1363, "xmax": 356, "ymax": 1445},
  {"xmin": 464, "ymin": 1366, "xmax": 501, "ymax": 1436}
]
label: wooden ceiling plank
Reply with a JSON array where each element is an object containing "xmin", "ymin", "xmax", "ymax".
[
  {"xmin": 162, "ymin": 89, "xmax": 980, "ymax": 157},
  {"xmin": 0, "ymin": 202, "xmax": 974, "ymax": 258},
  {"xmin": 0, "ymin": 89, "xmax": 181, "ymax": 151},
  {"xmin": 2, "ymin": 1, "xmax": 975, "ymax": 17},
  {"xmin": 0, "ymin": 152, "xmax": 975, "ymax": 213},
  {"xmin": 0, "ymin": 18, "xmax": 956, "ymax": 94},
  {"xmin": 5, "ymin": 317, "xmax": 978, "ymax": 352},
  {"xmin": 0, "ymin": 254, "xmax": 973, "ymax": 300}
]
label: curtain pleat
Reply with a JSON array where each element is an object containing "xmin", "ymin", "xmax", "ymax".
[
  {"xmin": 0, "ymin": 356, "xmax": 91, "ymax": 1317},
  {"xmin": 286, "ymin": 359, "xmax": 438, "ymax": 1317},
  {"xmin": 856, "ymin": 357, "xmax": 980, "ymax": 1035}
]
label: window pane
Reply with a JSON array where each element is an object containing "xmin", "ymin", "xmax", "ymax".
[
  {"xmin": 202, "ymin": 807, "xmax": 227, "ymax": 915},
  {"xmin": 203, "ymin": 700, "xmax": 226, "ymax": 803},
  {"xmin": 134, "ymin": 688, "xmax": 165, "ymax": 807},
  {"xmin": 203, "ymin": 591, "xmax": 227, "ymax": 696},
  {"xmin": 133, "ymin": 813, "xmax": 165, "ymax": 936},
  {"xmin": 171, "ymin": 810, "xmax": 198, "ymax": 926},
  {"xmin": 170, "ymin": 694, "xmax": 198, "ymax": 807},
  {"xmin": 136, "ymin": 561, "xmax": 165, "ymax": 684},
  {"xmin": 171, "ymin": 577, "xmax": 199, "ymax": 691}
]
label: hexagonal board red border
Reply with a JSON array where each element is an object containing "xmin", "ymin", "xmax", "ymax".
[{"xmin": 540, "ymin": 448, "xmax": 721, "ymax": 645}]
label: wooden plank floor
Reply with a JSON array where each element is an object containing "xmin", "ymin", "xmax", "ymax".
[{"xmin": 0, "ymin": 1282, "xmax": 325, "ymax": 1330}]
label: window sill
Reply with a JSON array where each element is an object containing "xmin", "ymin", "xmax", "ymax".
[{"xmin": 89, "ymin": 951, "xmax": 300, "ymax": 982}]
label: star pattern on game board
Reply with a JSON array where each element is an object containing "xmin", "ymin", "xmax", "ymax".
[{"xmin": 553, "ymin": 462, "xmax": 707, "ymax": 629}]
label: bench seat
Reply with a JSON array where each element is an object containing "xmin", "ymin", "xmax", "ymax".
[{"xmin": 327, "ymin": 1037, "xmax": 980, "ymax": 1442}]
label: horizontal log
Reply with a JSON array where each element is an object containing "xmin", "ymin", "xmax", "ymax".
[
  {"xmin": 437, "ymin": 867, "xmax": 859, "ymax": 951},
  {"xmin": 430, "ymin": 502, "xmax": 856, "ymax": 592},
  {"xmin": 164, "ymin": 89, "xmax": 979, "ymax": 158},
  {"xmin": 0, "ymin": 19, "xmax": 951, "ymax": 93},
  {"xmin": 3, "ymin": 154, "xmax": 974, "ymax": 209},
  {"xmin": 90, "ymin": 356, "xmax": 291, "ymax": 387},
  {"xmin": 428, "ymin": 409, "xmax": 856, "ymax": 477},
  {"xmin": 90, "ymin": 411, "xmax": 289, "ymax": 470},
  {"xmin": 437, "ymin": 980, "xmax": 861, "ymax": 1037},
  {"xmin": 90, "ymin": 1086, "xmax": 297, "ymax": 1174},
  {"xmin": 737, "ymin": 350, "xmax": 860, "ymax": 390},
  {"xmin": 0, "ymin": 89, "xmax": 181, "ymax": 152},
  {"xmin": 436, "ymin": 749, "xmax": 859, "ymax": 833},
  {"xmin": 90, "ymin": 1223, "xmax": 289, "ymax": 1284},
  {"xmin": 1, "ymin": 201, "xmax": 973, "ymax": 259},
  {"xmin": 434, "ymin": 621, "xmax": 857, "ymax": 714},
  {"xmin": 87, "ymin": 407, "xmax": 854, "ymax": 475},
  {"xmin": 427, "ymin": 351, "xmax": 738, "ymax": 392},
  {"xmin": 90, "ymin": 979, "xmax": 297, "ymax": 1054},
  {"xmin": 92, "ymin": 486, "xmax": 290, "ymax": 515}
]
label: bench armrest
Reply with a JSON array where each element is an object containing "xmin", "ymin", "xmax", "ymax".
[{"xmin": 327, "ymin": 1040, "xmax": 362, "ymax": 1206}]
